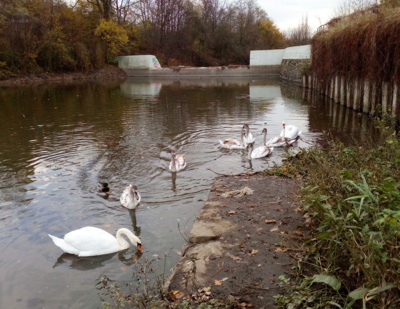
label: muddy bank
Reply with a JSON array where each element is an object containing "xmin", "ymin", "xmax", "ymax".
[
  {"xmin": 0, "ymin": 65, "xmax": 127, "ymax": 87},
  {"xmin": 165, "ymin": 174, "xmax": 308, "ymax": 308}
]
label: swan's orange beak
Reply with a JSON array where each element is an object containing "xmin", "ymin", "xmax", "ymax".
[{"xmin": 137, "ymin": 244, "xmax": 143, "ymax": 252}]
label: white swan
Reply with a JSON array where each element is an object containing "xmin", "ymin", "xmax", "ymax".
[
  {"xmin": 219, "ymin": 127, "xmax": 246, "ymax": 150},
  {"xmin": 247, "ymin": 128, "xmax": 274, "ymax": 159},
  {"xmin": 266, "ymin": 122, "xmax": 301, "ymax": 147},
  {"xmin": 120, "ymin": 184, "xmax": 141, "ymax": 209},
  {"xmin": 243, "ymin": 124, "xmax": 255, "ymax": 146},
  {"xmin": 169, "ymin": 153, "xmax": 187, "ymax": 172},
  {"xmin": 48, "ymin": 226, "xmax": 142, "ymax": 257},
  {"xmin": 280, "ymin": 121, "xmax": 301, "ymax": 140}
]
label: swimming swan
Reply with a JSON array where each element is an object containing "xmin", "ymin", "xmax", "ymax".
[
  {"xmin": 219, "ymin": 127, "xmax": 246, "ymax": 150},
  {"xmin": 280, "ymin": 121, "xmax": 301, "ymax": 140},
  {"xmin": 266, "ymin": 122, "xmax": 301, "ymax": 147},
  {"xmin": 247, "ymin": 128, "xmax": 273, "ymax": 159},
  {"xmin": 243, "ymin": 124, "xmax": 255, "ymax": 146},
  {"xmin": 120, "ymin": 184, "xmax": 141, "ymax": 209},
  {"xmin": 169, "ymin": 153, "xmax": 187, "ymax": 172},
  {"xmin": 48, "ymin": 226, "xmax": 142, "ymax": 257}
]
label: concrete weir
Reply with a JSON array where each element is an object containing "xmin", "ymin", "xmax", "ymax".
[{"xmin": 116, "ymin": 46, "xmax": 311, "ymax": 79}]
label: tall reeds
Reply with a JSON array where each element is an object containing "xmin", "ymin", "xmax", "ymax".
[{"xmin": 312, "ymin": 7, "xmax": 400, "ymax": 88}]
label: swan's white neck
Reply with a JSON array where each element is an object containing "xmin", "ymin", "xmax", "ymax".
[{"xmin": 116, "ymin": 228, "xmax": 141, "ymax": 250}]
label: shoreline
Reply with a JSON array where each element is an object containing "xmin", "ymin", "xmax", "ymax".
[
  {"xmin": 0, "ymin": 65, "xmax": 127, "ymax": 87},
  {"xmin": 164, "ymin": 173, "xmax": 306, "ymax": 307}
]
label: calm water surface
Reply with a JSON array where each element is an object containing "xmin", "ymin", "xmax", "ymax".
[{"xmin": 0, "ymin": 77, "xmax": 373, "ymax": 309}]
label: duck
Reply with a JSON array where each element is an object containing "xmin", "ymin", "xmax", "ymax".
[
  {"xmin": 243, "ymin": 124, "xmax": 255, "ymax": 146},
  {"xmin": 219, "ymin": 127, "xmax": 246, "ymax": 150},
  {"xmin": 48, "ymin": 226, "xmax": 142, "ymax": 257},
  {"xmin": 120, "ymin": 184, "xmax": 141, "ymax": 209},
  {"xmin": 247, "ymin": 128, "xmax": 274, "ymax": 159},
  {"xmin": 266, "ymin": 122, "xmax": 301, "ymax": 147},
  {"xmin": 169, "ymin": 152, "xmax": 187, "ymax": 172},
  {"xmin": 97, "ymin": 182, "xmax": 110, "ymax": 194}
]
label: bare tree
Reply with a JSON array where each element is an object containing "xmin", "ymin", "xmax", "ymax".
[{"xmin": 285, "ymin": 15, "xmax": 311, "ymax": 46}]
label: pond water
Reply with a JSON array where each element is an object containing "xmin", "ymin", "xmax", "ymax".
[{"xmin": 0, "ymin": 77, "xmax": 373, "ymax": 309}]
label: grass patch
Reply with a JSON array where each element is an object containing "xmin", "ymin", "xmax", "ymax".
[{"xmin": 271, "ymin": 120, "xmax": 400, "ymax": 308}]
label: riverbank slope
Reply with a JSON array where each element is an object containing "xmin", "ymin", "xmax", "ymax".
[{"xmin": 164, "ymin": 173, "xmax": 307, "ymax": 308}]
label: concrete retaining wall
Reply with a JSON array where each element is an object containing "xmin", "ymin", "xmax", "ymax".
[
  {"xmin": 304, "ymin": 75, "xmax": 400, "ymax": 119},
  {"xmin": 116, "ymin": 55, "xmax": 161, "ymax": 69},
  {"xmin": 249, "ymin": 49, "xmax": 284, "ymax": 66}
]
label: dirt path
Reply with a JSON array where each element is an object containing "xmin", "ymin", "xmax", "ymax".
[{"xmin": 165, "ymin": 174, "xmax": 307, "ymax": 308}]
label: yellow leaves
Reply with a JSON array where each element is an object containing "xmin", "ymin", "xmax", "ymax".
[
  {"xmin": 168, "ymin": 290, "xmax": 185, "ymax": 300},
  {"xmin": 95, "ymin": 19, "xmax": 128, "ymax": 56}
]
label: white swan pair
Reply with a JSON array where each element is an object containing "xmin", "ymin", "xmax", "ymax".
[
  {"xmin": 219, "ymin": 124, "xmax": 255, "ymax": 149},
  {"xmin": 49, "ymin": 226, "xmax": 142, "ymax": 257}
]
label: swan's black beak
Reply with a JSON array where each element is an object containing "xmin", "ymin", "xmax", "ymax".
[{"xmin": 137, "ymin": 243, "xmax": 143, "ymax": 252}]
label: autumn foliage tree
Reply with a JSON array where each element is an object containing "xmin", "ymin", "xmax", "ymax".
[{"xmin": 0, "ymin": 0, "xmax": 287, "ymax": 77}]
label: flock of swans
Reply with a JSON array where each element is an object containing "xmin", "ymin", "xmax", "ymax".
[
  {"xmin": 219, "ymin": 121, "xmax": 302, "ymax": 159},
  {"xmin": 48, "ymin": 149, "xmax": 187, "ymax": 257},
  {"xmin": 48, "ymin": 122, "xmax": 299, "ymax": 258}
]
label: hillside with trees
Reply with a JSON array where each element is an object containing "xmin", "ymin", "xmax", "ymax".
[{"xmin": 0, "ymin": 0, "xmax": 289, "ymax": 78}]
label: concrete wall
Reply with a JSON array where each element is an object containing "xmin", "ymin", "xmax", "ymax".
[
  {"xmin": 282, "ymin": 45, "xmax": 311, "ymax": 60},
  {"xmin": 116, "ymin": 55, "xmax": 162, "ymax": 69},
  {"xmin": 249, "ymin": 49, "xmax": 284, "ymax": 66},
  {"xmin": 280, "ymin": 45, "xmax": 311, "ymax": 85}
]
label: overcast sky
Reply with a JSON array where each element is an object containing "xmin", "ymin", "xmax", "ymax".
[{"xmin": 258, "ymin": 0, "xmax": 345, "ymax": 33}]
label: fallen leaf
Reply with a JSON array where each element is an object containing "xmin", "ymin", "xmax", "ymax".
[
  {"xmin": 270, "ymin": 227, "xmax": 279, "ymax": 232},
  {"xmin": 250, "ymin": 249, "xmax": 259, "ymax": 255},
  {"xmin": 221, "ymin": 277, "xmax": 229, "ymax": 281},
  {"xmin": 275, "ymin": 247, "xmax": 289, "ymax": 252},
  {"xmin": 227, "ymin": 252, "xmax": 242, "ymax": 262},
  {"xmin": 265, "ymin": 220, "xmax": 277, "ymax": 224},
  {"xmin": 169, "ymin": 290, "xmax": 185, "ymax": 300},
  {"xmin": 239, "ymin": 242, "xmax": 246, "ymax": 248},
  {"xmin": 228, "ymin": 210, "xmax": 236, "ymax": 215},
  {"xmin": 293, "ymin": 230, "xmax": 304, "ymax": 236},
  {"xmin": 104, "ymin": 224, "xmax": 112, "ymax": 228},
  {"xmin": 214, "ymin": 280, "xmax": 222, "ymax": 285},
  {"xmin": 199, "ymin": 286, "xmax": 211, "ymax": 292}
]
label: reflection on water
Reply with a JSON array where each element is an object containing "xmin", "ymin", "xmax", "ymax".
[{"xmin": 0, "ymin": 77, "xmax": 374, "ymax": 309}]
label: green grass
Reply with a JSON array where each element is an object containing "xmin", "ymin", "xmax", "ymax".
[{"xmin": 270, "ymin": 119, "xmax": 400, "ymax": 308}]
